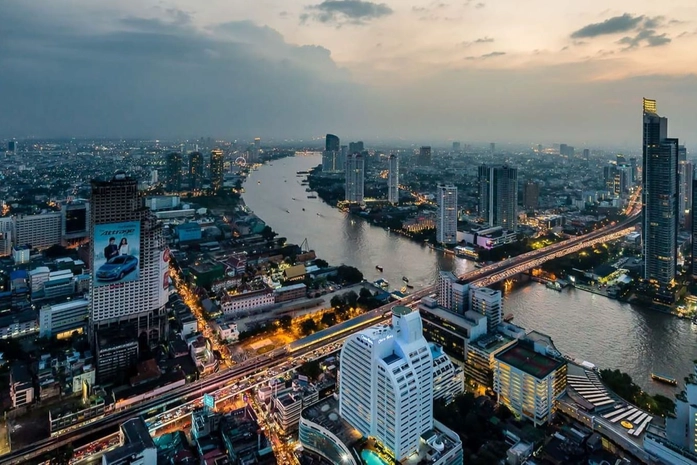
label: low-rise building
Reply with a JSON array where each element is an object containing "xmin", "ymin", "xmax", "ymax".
[
  {"xmin": 493, "ymin": 340, "xmax": 567, "ymax": 426},
  {"xmin": 461, "ymin": 226, "xmax": 518, "ymax": 250},
  {"xmin": 274, "ymin": 283, "xmax": 307, "ymax": 303},
  {"xmin": 102, "ymin": 417, "xmax": 157, "ymax": 465},
  {"xmin": 0, "ymin": 310, "xmax": 39, "ymax": 339},
  {"xmin": 211, "ymin": 319, "xmax": 239, "ymax": 343},
  {"xmin": 273, "ymin": 382, "xmax": 319, "ymax": 433},
  {"xmin": 219, "ymin": 286, "xmax": 275, "ymax": 317},
  {"xmin": 39, "ymin": 298, "xmax": 89, "ymax": 338},
  {"xmin": 10, "ymin": 363, "xmax": 34, "ymax": 408}
]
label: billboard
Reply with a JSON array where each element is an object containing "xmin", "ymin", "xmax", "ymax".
[
  {"xmin": 159, "ymin": 248, "xmax": 171, "ymax": 306},
  {"xmin": 93, "ymin": 221, "xmax": 140, "ymax": 286}
]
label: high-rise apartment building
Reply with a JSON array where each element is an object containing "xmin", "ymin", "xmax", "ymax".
[
  {"xmin": 418, "ymin": 146, "xmax": 432, "ymax": 166},
  {"xmin": 210, "ymin": 149, "xmax": 224, "ymax": 192},
  {"xmin": 437, "ymin": 271, "xmax": 469, "ymax": 314},
  {"xmin": 0, "ymin": 217, "xmax": 12, "ymax": 256},
  {"xmin": 164, "ymin": 152, "xmax": 182, "ymax": 191},
  {"xmin": 89, "ymin": 172, "xmax": 169, "ymax": 382},
  {"xmin": 14, "ymin": 212, "xmax": 62, "ymax": 249},
  {"xmin": 490, "ymin": 142, "xmax": 495, "ymax": 153},
  {"xmin": 325, "ymin": 133, "xmax": 340, "ymax": 152},
  {"xmin": 344, "ymin": 153, "xmax": 364, "ymax": 203},
  {"xmin": 478, "ymin": 165, "xmax": 518, "ymax": 230},
  {"xmin": 436, "ymin": 184, "xmax": 457, "ymax": 245},
  {"xmin": 469, "ymin": 286, "xmax": 502, "ymax": 331},
  {"xmin": 387, "ymin": 154, "xmax": 399, "ymax": 204},
  {"xmin": 452, "ymin": 141, "xmax": 461, "ymax": 153},
  {"xmin": 523, "ymin": 181, "xmax": 540, "ymax": 210},
  {"xmin": 188, "ymin": 151, "xmax": 204, "ymax": 190},
  {"xmin": 348, "ymin": 141, "xmax": 364, "ymax": 154},
  {"xmin": 583, "ymin": 148, "xmax": 590, "ymax": 161},
  {"xmin": 339, "ymin": 307, "xmax": 433, "ymax": 461},
  {"xmin": 642, "ymin": 98, "xmax": 679, "ymax": 286},
  {"xmin": 629, "ymin": 157, "xmax": 638, "ymax": 183}
]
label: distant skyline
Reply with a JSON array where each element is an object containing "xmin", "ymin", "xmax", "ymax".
[{"xmin": 1, "ymin": 0, "xmax": 697, "ymax": 147}]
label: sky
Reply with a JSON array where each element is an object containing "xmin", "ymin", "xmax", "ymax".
[{"xmin": 1, "ymin": 0, "xmax": 697, "ymax": 147}]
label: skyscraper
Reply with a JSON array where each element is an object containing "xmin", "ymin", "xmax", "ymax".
[
  {"xmin": 490, "ymin": 142, "xmax": 495, "ymax": 154},
  {"xmin": 7, "ymin": 141, "xmax": 16, "ymax": 153},
  {"xmin": 322, "ymin": 134, "xmax": 340, "ymax": 172},
  {"xmin": 325, "ymin": 133, "xmax": 340, "ymax": 152},
  {"xmin": 387, "ymin": 154, "xmax": 399, "ymax": 204},
  {"xmin": 679, "ymin": 146, "xmax": 692, "ymax": 224},
  {"xmin": 436, "ymin": 183, "xmax": 457, "ymax": 245},
  {"xmin": 629, "ymin": 157, "xmax": 638, "ymax": 184},
  {"xmin": 339, "ymin": 307, "xmax": 433, "ymax": 461},
  {"xmin": 344, "ymin": 153, "xmax": 364, "ymax": 203},
  {"xmin": 478, "ymin": 165, "xmax": 518, "ymax": 230},
  {"xmin": 188, "ymin": 151, "xmax": 204, "ymax": 190},
  {"xmin": 583, "ymin": 148, "xmax": 590, "ymax": 162},
  {"xmin": 89, "ymin": 173, "xmax": 168, "ymax": 382},
  {"xmin": 643, "ymin": 98, "xmax": 679, "ymax": 286},
  {"xmin": 437, "ymin": 271, "xmax": 469, "ymax": 314},
  {"xmin": 210, "ymin": 149, "xmax": 224, "ymax": 192},
  {"xmin": 418, "ymin": 146, "xmax": 432, "ymax": 166},
  {"xmin": 523, "ymin": 181, "xmax": 540, "ymax": 210},
  {"xmin": 348, "ymin": 141, "xmax": 364, "ymax": 154},
  {"xmin": 692, "ymin": 177, "xmax": 697, "ymax": 281},
  {"xmin": 164, "ymin": 152, "xmax": 182, "ymax": 191},
  {"xmin": 452, "ymin": 141, "xmax": 461, "ymax": 153}
]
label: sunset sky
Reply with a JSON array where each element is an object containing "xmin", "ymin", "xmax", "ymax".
[{"xmin": 2, "ymin": 0, "xmax": 697, "ymax": 147}]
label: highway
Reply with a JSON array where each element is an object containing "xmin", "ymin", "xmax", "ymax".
[{"xmin": 1, "ymin": 206, "xmax": 640, "ymax": 464}]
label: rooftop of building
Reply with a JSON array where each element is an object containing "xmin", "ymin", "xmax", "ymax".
[
  {"xmin": 103, "ymin": 417, "xmax": 155, "ymax": 463},
  {"xmin": 495, "ymin": 341, "xmax": 565, "ymax": 379},
  {"xmin": 471, "ymin": 331, "xmax": 516, "ymax": 354},
  {"xmin": 301, "ymin": 396, "xmax": 366, "ymax": 452}
]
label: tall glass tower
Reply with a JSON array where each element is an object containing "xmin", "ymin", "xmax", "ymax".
[{"xmin": 642, "ymin": 98, "xmax": 678, "ymax": 286}]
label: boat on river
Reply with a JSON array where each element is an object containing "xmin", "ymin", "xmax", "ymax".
[
  {"xmin": 651, "ymin": 373, "xmax": 678, "ymax": 386},
  {"xmin": 376, "ymin": 265, "xmax": 383, "ymax": 272}
]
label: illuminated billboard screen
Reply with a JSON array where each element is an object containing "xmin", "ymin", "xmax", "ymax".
[{"xmin": 93, "ymin": 221, "xmax": 140, "ymax": 286}]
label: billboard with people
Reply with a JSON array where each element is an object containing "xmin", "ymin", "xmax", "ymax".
[{"xmin": 93, "ymin": 221, "xmax": 140, "ymax": 286}]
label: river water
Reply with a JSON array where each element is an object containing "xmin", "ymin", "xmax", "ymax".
[{"xmin": 243, "ymin": 154, "xmax": 697, "ymax": 395}]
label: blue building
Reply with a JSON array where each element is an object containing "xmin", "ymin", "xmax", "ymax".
[{"xmin": 177, "ymin": 222, "xmax": 202, "ymax": 243}]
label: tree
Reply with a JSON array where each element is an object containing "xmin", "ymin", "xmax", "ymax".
[
  {"xmin": 297, "ymin": 359, "xmax": 322, "ymax": 380},
  {"xmin": 261, "ymin": 226, "xmax": 278, "ymax": 241},
  {"xmin": 278, "ymin": 315, "xmax": 293, "ymax": 330},
  {"xmin": 336, "ymin": 265, "xmax": 363, "ymax": 284},
  {"xmin": 321, "ymin": 312, "xmax": 337, "ymax": 328},
  {"xmin": 345, "ymin": 290, "xmax": 359, "ymax": 309},
  {"xmin": 330, "ymin": 295, "xmax": 345, "ymax": 309},
  {"xmin": 300, "ymin": 319, "xmax": 318, "ymax": 336},
  {"xmin": 314, "ymin": 258, "xmax": 329, "ymax": 268},
  {"xmin": 44, "ymin": 244, "xmax": 70, "ymax": 259}
]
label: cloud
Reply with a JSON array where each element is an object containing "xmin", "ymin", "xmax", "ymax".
[
  {"xmin": 466, "ymin": 51, "xmax": 505, "ymax": 59},
  {"xmin": 571, "ymin": 14, "xmax": 644, "ymax": 39},
  {"xmin": 461, "ymin": 36, "xmax": 494, "ymax": 47},
  {"xmin": 617, "ymin": 29, "xmax": 671, "ymax": 49},
  {"xmin": 0, "ymin": 4, "xmax": 365, "ymax": 138},
  {"xmin": 302, "ymin": 0, "xmax": 393, "ymax": 26}
]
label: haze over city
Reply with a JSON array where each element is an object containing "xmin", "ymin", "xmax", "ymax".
[{"xmin": 2, "ymin": 0, "xmax": 697, "ymax": 146}]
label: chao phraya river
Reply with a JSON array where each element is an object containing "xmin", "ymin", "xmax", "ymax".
[{"xmin": 243, "ymin": 154, "xmax": 697, "ymax": 394}]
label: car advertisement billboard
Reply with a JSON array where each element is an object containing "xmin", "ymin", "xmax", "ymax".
[{"xmin": 93, "ymin": 221, "xmax": 140, "ymax": 286}]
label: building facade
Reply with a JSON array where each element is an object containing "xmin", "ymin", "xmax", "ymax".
[
  {"xmin": 436, "ymin": 184, "xmax": 457, "ymax": 245},
  {"xmin": 164, "ymin": 152, "xmax": 182, "ymax": 191},
  {"xmin": 14, "ymin": 212, "xmax": 62, "ymax": 249},
  {"xmin": 210, "ymin": 149, "xmax": 224, "ymax": 192},
  {"xmin": 469, "ymin": 286, "xmax": 502, "ymax": 331},
  {"xmin": 345, "ymin": 153, "xmax": 365, "ymax": 203},
  {"xmin": 478, "ymin": 165, "xmax": 518, "ymax": 230},
  {"xmin": 523, "ymin": 181, "xmax": 539, "ymax": 210},
  {"xmin": 388, "ymin": 154, "xmax": 399, "ymax": 204},
  {"xmin": 89, "ymin": 173, "xmax": 168, "ymax": 348},
  {"xmin": 339, "ymin": 307, "xmax": 433, "ymax": 461},
  {"xmin": 493, "ymin": 341, "xmax": 567, "ymax": 426},
  {"xmin": 189, "ymin": 151, "xmax": 204, "ymax": 190},
  {"xmin": 642, "ymin": 98, "xmax": 679, "ymax": 286},
  {"xmin": 39, "ymin": 298, "xmax": 89, "ymax": 339},
  {"xmin": 436, "ymin": 271, "xmax": 468, "ymax": 314},
  {"xmin": 418, "ymin": 146, "xmax": 432, "ymax": 166}
]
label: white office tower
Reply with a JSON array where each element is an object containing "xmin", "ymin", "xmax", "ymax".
[
  {"xmin": 339, "ymin": 307, "xmax": 434, "ymax": 461},
  {"xmin": 345, "ymin": 153, "xmax": 365, "ymax": 203},
  {"xmin": 436, "ymin": 184, "xmax": 457, "ymax": 244},
  {"xmin": 470, "ymin": 286, "xmax": 502, "ymax": 331},
  {"xmin": 436, "ymin": 271, "xmax": 469, "ymax": 314},
  {"xmin": 89, "ymin": 173, "xmax": 169, "ymax": 346},
  {"xmin": 388, "ymin": 154, "xmax": 399, "ymax": 204}
]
